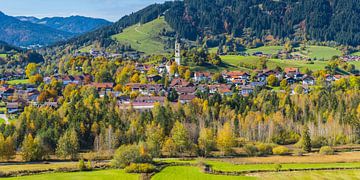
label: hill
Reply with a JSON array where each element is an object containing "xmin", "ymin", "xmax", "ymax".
[
  {"xmin": 111, "ymin": 17, "xmax": 174, "ymax": 54},
  {"xmin": 0, "ymin": 11, "xmax": 73, "ymax": 47},
  {"xmin": 164, "ymin": 0, "xmax": 360, "ymax": 46},
  {"xmin": 17, "ymin": 16, "xmax": 112, "ymax": 34}
]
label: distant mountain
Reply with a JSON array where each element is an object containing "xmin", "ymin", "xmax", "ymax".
[
  {"xmin": 17, "ymin": 15, "xmax": 112, "ymax": 34},
  {"xmin": 0, "ymin": 41, "xmax": 22, "ymax": 53},
  {"xmin": 53, "ymin": 0, "xmax": 360, "ymax": 53},
  {"xmin": 0, "ymin": 11, "xmax": 73, "ymax": 46}
]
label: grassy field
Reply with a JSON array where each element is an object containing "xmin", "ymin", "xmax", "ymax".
[
  {"xmin": 301, "ymin": 46, "xmax": 341, "ymax": 60},
  {"xmin": 260, "ymin": 170, "xmax": 360, "ymax": 180},
  {"xmin": 246, "ymin": 46, "xmax": 283, "ymax": 55},
  {"xmin": 0, "ymin": 53, "xmax": 7, "ymax": 58},
  {"xmin": 209, "ymin": 152, "xmax": 360, "ymax": 164},
  {"xmin": 220, "ymin": 55, "xmax": 330, "ymax": 72},
  {"xmin": 6, "ymin": 79, "xmax": 29, "ymax": 85},
  {"xmin": 111, "ymin": 17, "xmax": 173, "ymax": 55},
  {"xmin": 206, "ymin": 161, "xmax": 360, "ymax": 172},
  {"xmin": 5, "ymin": 169, "xmax": 139, "ymax": 180},
  {"xmin": 152, "ymin": 166, "xmax": 254, "ymax": 180}
]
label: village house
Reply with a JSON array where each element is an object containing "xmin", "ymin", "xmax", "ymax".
[
  {"xmin": 89, "ymin": 82, "xmax": 114, "ymax": 91},
  {"xmin": 284, "ymin": 68, "xmax": 300, "ymax": 78},
  {"xmin": 179, "ymin": 94, "xmax": 196, "ymax": 104},
  {"xmin": 175, "ymin": 87, "xmax": 197, "ymax": 95},
  {"xmin": 224, "ymin": 71, "xmax": 250, "ymax": 84},
  {"xmin": 170, "ymin": 78, "xmax": 194, "ymax": 88},
  {"xmin": 193, "ymin": 72, "xmax": 212, "ymax": 82},
  {"xmin": 302, "ymin": 76, "xmax": 315, "ymax": 85}
]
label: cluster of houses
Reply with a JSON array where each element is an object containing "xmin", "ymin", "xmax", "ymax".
[
  {"xmin": 341, "ymin": 55, "xmax": 360, "ymax": 62},
  {"xmin": 0, "ymin": 63, "xmax": 353, "ymax": 114}
]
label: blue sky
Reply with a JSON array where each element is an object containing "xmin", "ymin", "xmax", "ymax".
[{"xmin": 0, "ymin": 0, "xmax": 166, "ymax": 21}]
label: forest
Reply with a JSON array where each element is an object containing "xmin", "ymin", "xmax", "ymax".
[{"xmin": 165, "ymin": 0, "xmax": 360, "ymax": 46}]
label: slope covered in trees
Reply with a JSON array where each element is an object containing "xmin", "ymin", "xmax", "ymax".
[{"xmin": 165, "ymin": 0, "xmax": 360, "ymax": 46}]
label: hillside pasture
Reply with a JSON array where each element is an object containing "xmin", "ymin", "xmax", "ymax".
[
  {"xmin": 299, "ymin": 46, "xmax": 341, "ymax": 60},
  {"xmin": 111, "ymin": 17, "xmax": 173, "ymax": 55},
  {"xmin": 246, "ymin": 46, "xmax": 283, "ymax": 55},
  {"xmin": 220, "ymin": 55, "xmax": 329, "ymax": 72}
]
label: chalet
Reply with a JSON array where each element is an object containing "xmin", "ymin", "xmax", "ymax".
[
  {"xmin": 194, "ymin": 72, "xmax": 211, "ymax": 82},
  {"xmin": 286, "ymin": 77, "xmax": 296, "ymax": 84},
  {"xmin": 294, "ymin": 74, "xmax": 304, "ymax": 80},
  {"xmin": 147, "ymin": 75, "xmax": 162, "ymax": 82},
  {"xmin": 224, "ymin": 71, "xmax": 250, "ymax": 84},
  {"xmin": 325, "ymin": 74, "xmax": 334, "ymax": 82},
  {"xmin": 302, "ymin": 76, "xmax": 315, "ymax": 85},
  {"xmin": 250, "ymin": 82, "xmax": 266, "ymax": 88},
  {"xmin": 284, "ymin": 68, "xmax": 300, "ymax": 76},
  {"xmin": 89, "ymin": 82, "xmax": 114, "ymax": 91},
  {"xmin": 170, "ymin": 78, "xmax": 193, "ymax": 88},
  {"xmin": 208, "ymin": 84, "xmax": 232, "ymax": 94},
  {"xmin": 263, "ymin": 69, "xmax": 283, "ymax": 80},
  {"xmin": 179, "ymin": 94, "xmax": 196, "ymax": 103},
  {"xmin": 2, "ymin": 88, "xmax": 14, "ymax": 100},
  {"xmin": 239, "ymin": 86, "xmax": 254, "ymax": 96},
  {"xmin": 175, "ymin": 87, "xmax": 197, "ymax": 95},
  {"xmin": 134, "ymin": 96, "xmax": 166, "ymax": 103},
  {"xmin": 256, "ymin": 73, "xmax": 268, "ymax": 82},
  {"xmin": 7, "ymin": 102, "xmax": 20, "ymax": 114},
  {"xmin": 218, "ymin": 88, "xmax": 232, "ymax": 96}
]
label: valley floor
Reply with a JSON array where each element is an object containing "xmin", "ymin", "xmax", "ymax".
[{"xmin": 3, "ymin": 151, "xmax": 360, "ymax": 180}]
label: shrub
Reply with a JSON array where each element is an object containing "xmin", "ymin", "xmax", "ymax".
[
  {"xmin": 319, "ymin": 146, "xmax": 335, "ymax": 155},
  {"xmin": 124, "ymin": 163, "xmax": 156, "ymax": 173},
  {"xmin": 293, "ymin": 149, "xmax": 305, "ymax": 156},
  {"xmin": 272, "ymin": 146, "xmax": 290, "ymax": 155},
  {"xmin": 112, "ymin": 144, "xmax": 152, "ymax": 168},
  {"xmin": 244, "ymin": 144, "xmax": 258, "ymax": 157},
  {"xmin": 87, "ymin": 160, "xmax": 93, "ymax": 171},
  {"xmin": 79, "ymin": 159, "xmax": 86, "ymax": 171},
  {"xmin": 311, "ymin": 136, "xmax": 328, "ymax": 148},
  {"xmin": 256, "ymin": 143, "xmax": 273, "ymax": 156},
  {"xmin": 274, "ymin": 164, "xmax": 282, "ymax": 172}
]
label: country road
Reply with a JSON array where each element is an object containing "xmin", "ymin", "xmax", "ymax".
[{"xmin": 0, "ymin": 114, "xmax": 9, "ymax": 124}]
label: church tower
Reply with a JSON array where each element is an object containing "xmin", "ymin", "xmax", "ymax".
[{"xmin": 174, "ymin": 38, "xmax": 181, "ymax": 65}]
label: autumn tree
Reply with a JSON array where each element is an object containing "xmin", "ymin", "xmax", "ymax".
[
  {"xmin": 267, "ymin": 75, "xmax": 277, "ymax": 86},
  {"xmin": 56, "ymin": 129, "xmax": 79, "ymax": 160},
  {"xmin": 198, "ymin": 128, "xmax": 215, "ymax": 157},
  {"xmin": 21, "ymin": 134, "xmax": 45, "ymax": 161},
  {"xmin": 216, "ymin": 122, "xmax": 235, "ymax": 155},
  {"xmin": 145, "ymin": 122, "xmax": 165, "ymax": 157}
]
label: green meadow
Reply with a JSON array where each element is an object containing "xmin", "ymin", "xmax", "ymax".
[
  {"xmin": 111, "ymin": 17, "xmax": 173, "ymax": 55},
  {"xmin": 6, "ymin": 79, "xmax": 29, "ymax": 85}
]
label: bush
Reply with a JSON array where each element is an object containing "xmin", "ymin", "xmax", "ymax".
[
  {"xmin": 111, "ymin": 144, "xmax": 152, "ymax": 168},
  {"xmin": 87, "ymin": 160, "xmax": 93, "ymax": 170},
  {"xmin": 244, "ymin": 144, "xmax": 258, "ymax": 157},
  {"xmin": 79, "ymin": 159, "xmax": 86, "ymax": 171},
  {"xmin": 272, "ymin": 146, "xmax": 290, "ymax": 155},
  {"xmin": 274, "ymin": 164, "xmax": 282, "ymax": 172},
  {"xmin": 293, "ymin": 149, "xmax": 305, "ymax": 156},
  {"xmin": 311, "ymin": 136, "xmax": 328, "ymax": 148},
  {"xmin": 256, "ymin": 143, "xmax": 273, "ymax": 156},
  {"xmin": 319, "ymin": 146, "xmax": 335, "ymax": 155},
  {"xmin": 124, "ymin": 163, "xmax": 156, "ymax": 173}
]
